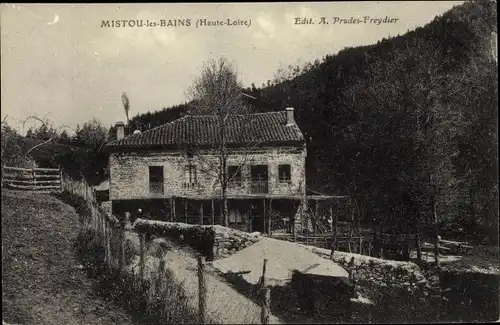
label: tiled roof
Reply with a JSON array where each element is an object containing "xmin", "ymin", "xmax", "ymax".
[{"xmin": 105, "ymin": 111, "xmax": 304, "ymax": 151}]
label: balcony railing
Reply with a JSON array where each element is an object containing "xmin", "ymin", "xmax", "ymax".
[
  {"xmin": 182, "ymin": 182, "xmax": 200, "ymax": 190},
  {"xmin": 228, "ymin": 179, "xmax": 243, "ymax": 188},
  {"xmin": 149, "ymin": 181, "xmax": 164, "ymax": 195},
  {"xmin": 250, "ymin": 180, "xmax": 268, "ymax": 194}
]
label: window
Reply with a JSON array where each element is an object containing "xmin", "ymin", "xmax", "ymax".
[
  {"xmin": 250, "ymin": 165, "xmax": 268, "ymax": 194},
  {"xmin": 184, "ymin": 164, "xmax": 197, "ymax": 186},
  {"xmin": 278, "ymin": 164, "xmax": 291, "ymax": 183},
  {"xmin": 149, "ymin": 166, "xmax": 164, "ymax": 194},
  {"xmin": 228, "ymin": 166, "xmax": 242, "ymax": 185}
]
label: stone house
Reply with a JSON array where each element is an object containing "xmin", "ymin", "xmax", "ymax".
[{"xmin": 104, "ymin": 107, "xmax": 339, "ymax": 234}]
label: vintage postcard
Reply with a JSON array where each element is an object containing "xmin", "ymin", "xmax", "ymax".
[{"xmin": 1, "ymin": 2, "xmax": 498, "ymax": 325}]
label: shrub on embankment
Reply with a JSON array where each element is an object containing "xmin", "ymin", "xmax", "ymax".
[
  {"xmin": 440, "ymin": 268, "xmax": 499, "ymax": 322},
  {"xmin": 52, "ymin": 190, "xmax": 92, "ymax": 224},
  {"xmin": 60, "ymin": 188, "xmax": 203, "ymax": 325},
  {"xmin": 74, "ymin": 227, "xmax": 201, "ymax": 324}
]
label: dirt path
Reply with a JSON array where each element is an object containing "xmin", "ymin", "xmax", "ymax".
[
  {"xmin": 125, "ymin": 233, "xmax": 283, "ymax": 324},
  {"xmin": 2, "ymin": 190, "xmax": 137, "ymax": 325}
]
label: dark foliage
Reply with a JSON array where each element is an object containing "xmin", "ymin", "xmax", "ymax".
[
  {"xmin": 440, "ymin": 270, "xmax": 500, "ymax": 322},
  {"xmin": 53, "ymin": 190, "xmax": 92, "ymax": 223},
  {"xmin": 133, "ymin": 221, "xmax": 216, "ymax": 261}
]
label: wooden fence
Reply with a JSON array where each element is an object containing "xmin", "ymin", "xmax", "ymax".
[
  {"xmin": 2, "ymin": 165, "xmax": 63, "ymax": 192},
  {"xmin": 67, "ymin": 182, "xmax": 271, "ymax": 324}
]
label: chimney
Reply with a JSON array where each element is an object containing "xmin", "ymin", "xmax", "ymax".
[
  {"xmin": 285, "ymin": 107, "xmax": 295, "ymax": 126},
  {"xmin": 116, "ymin": 121, "xmax": 125, "ymax": 140}
]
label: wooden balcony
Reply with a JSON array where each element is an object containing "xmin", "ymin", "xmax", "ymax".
[
  {"xmin": 250, "ymin": 180, "xmax": 268, "ymax": 194},
  {"xmin": 149, "ymin": 181, "xmax": 164, "ymax": 196}
]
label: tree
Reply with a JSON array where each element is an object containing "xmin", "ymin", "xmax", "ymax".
[
  {"xmin": 185, "ymin": 56, "xmax": 255, "ymax": 227},
  {"xmin": 21, "ymin": 115, "xmax": 65, "ymax": 158},
  {"xmin": 74, "ymin": 118, "xmax": 108, "ymax": 149},
  {"xmin": 122, "ymin": 91, "xmax": 131, "ymax": 131},
  {"xmin": 73, "ymin": 118, "xmax": 109, "ymax": 184},
  {"xmin": 59, "ymin": 130, "xmax": 70, "ymax": 145},
  {"xmin": 1, "ymin": 116, "xmax": 33, "ymax": 168}
]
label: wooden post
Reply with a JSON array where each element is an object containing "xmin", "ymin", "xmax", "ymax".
[
  {"xmin": 305, "ymin": 204, "xmax": 309, "ymax": 245},
  {"xmin": 268, "ymin": 199, "xmax": 272, "ymax": 236},
  {"xmin": 156, "ymin": 245, "xmax": 167, "ymax": 294},
  {"xmin": 106, "ymin": 219, "xmax": 112, "ymax": 270},
  {"xmin": 416, "ymin": 231, "xmax": 422, "ymax": 263},
  {"xmin": 293, "ymin": 202, "xmax": 297, "ymax": 242},
  {"xmin": 197, "ymin": 255, "xmax": 207, "ymax": 324},
  {"xmin": 169, "ymin": 198, "xmax": 173, "ymax": 222},
  {"xmin": 199, "ymin": 201, "xmax": 204, "ymax": 225},
  {"xmin": 185, "ymin": 199, "xmax": 188, "ymax": 224},
  {"xmin": 315, "ymin": 199, "xmax": 319, "ymax": 234},
  {"xmin": 211, "ymin": 199, "xmax": 215, "ymax": 225},
  {"xmin": 103, "ymin": 218, "xmax": 109, "ymax": 264},
  {"xmin": 32, "ymin": 168, "xmax": 36, "ymax": 192},
  {"xmin": 330, "ymin": 204, "xmax": 338, "ymax": 259},
  {"xmin": 172, "ymin": 198, "xmax": 176, "ymax": 222},
  {"xmin": 260, "ymin": 258, "xmax": 270, "ymax": 324},
  {"xmin": 432, "ymin": 184, "xmax": 440, "ymax": 267},
  {"xmin": 139, "ymin": 233, "xmax": 146, "ymax": 281},
  {"xmin": 263, "ymin": 199, "xmax": 267, "ymax": 234},
  {"xmin": 59, "ymin": 167, "xmax": 63, "ymax": 192},
  {"xmin": 119, "ymin": 225, "xmax": 126, "ymax": 271},
  {"xmin": 101, "ymin": 212, "xmax": 106, "ymax": 239}
]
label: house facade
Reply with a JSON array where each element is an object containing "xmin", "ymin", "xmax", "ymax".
[{"xmin": 104, "ymin": 108, "xmax": 311, "ymax": 233}]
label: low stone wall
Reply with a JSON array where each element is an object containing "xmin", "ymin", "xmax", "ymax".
[
  {"xmin": 300, "ymin": 245, "xmax": 428, "ymax": 287},
  {"xmin": 132, "ymin": 220, "xmax": 262, "ymax": 261},
  {"xmin": 212, "ymin": 225, "xmax": 262, "ymax": 260},
  {"xmin": 133, "ymin": 219, "xmax": 216, "ymax": 260},
  {"xmin": 300, "ymin": 245, "xmax": 448, "ymax": 322}
]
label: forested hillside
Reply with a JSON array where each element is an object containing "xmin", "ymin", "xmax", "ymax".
[{"xmin": 110, "ymin": 1, "xmax": 498, "ymax": 242}]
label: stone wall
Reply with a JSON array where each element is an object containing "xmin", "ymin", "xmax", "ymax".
[
  {"xmin": 301, "ymin": 245, "xmax": 428, "ymax": 288},
  {"xmin": 132, "ymin": 220, "xmax": 261, "ymax": 261},
  {"xmin": 109, "ymin": 146, "xmax": 306, "ymax": 201},
  {"xmin": 212, "ymin": 225, "xmax": 261, "ymax": 260}
]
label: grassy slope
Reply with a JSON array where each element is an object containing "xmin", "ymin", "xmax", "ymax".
[{"xmin": 1, "ymin": 189, "xmax": 135, "ymax": 325}]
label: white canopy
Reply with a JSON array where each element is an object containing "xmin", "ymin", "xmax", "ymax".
[{"xmin": 213, "ymin": 237, "xmax": 349, "ymax": 286}]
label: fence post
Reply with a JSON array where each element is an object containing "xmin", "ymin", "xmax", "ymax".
[
  {"xmin": 416, "ymin": 232, "xmax": 422, "ymax": 263},
  {"xmin": 104, "ymin": 217, "xmax": 109, "ymax": 265},
  {"xmin": 59, "ymin": 167, "xmax": 63, "ymax": 192},
  {"xmin": 139, "ymin": 232, "xmax": 146, "ymax": 282},
  {"xmin": 120, "ymin": 224, "xmax": 126, "ymax": 271},
  {"xmin": 32, "ymin": 168, "xmax": 36, "ymax": 192},
  {"xmin": 97, "ymin": 211, "xmax": 101, "ymax": 237},
  {"xmin": 156, "ymin": 244, "xmax": 167, "ymax": 296},
  {"xmin": 260, "ymin": 258, "xmax": 270, "ymax": 325},
  {"xmin": 106, "ymin": 217, "xmax": 112, "ymax": 270},
  {"xmin": 197, "ymin": 255, "xmax": 207, "ymax": 324}
]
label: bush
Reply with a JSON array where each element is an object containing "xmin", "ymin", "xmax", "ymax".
[
  {"xmin": 74, "ymin": 228, "xmax": 106, "ymax": 277},
  {"xmin": 53, "ymin": 190, "xmax": 92, "ymax": 223}
]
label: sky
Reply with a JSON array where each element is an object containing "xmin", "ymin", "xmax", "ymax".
[{"xmin": 1, "ymin": 1, "xmax": 464, "ymax": 134}]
